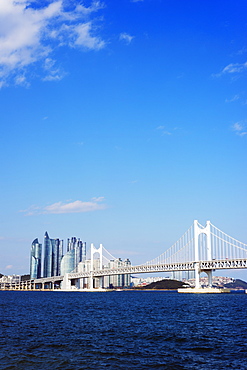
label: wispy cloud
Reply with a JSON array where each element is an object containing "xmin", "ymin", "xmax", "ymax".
[
  {"xmin": 21, "ymin": 197, "xmax": 107, "ymax": 215},
  {"xmin": 156, "ymin": 126, "xmax": 172, "ymax": 136},
  {"xmin": 232, "ymin": 122, "xmax": 247, "ymax": 136},
  {"xmin": 222, "ymin": 62, "xmax": 247, "ymax": 74},
  {"xmin": 236, "ymin": 46, "xmax": 247, "ymax": 55},
  {"xmin": 42, "ymin": 57, "xmax": 66, "ymax": 82},
  {"xmin": 0, "ymin": 0, "xmax": 105, "ymax": 86},
  {"xmin": 225, "ymin": 95, "xmax": 239, "ymax": 103},
  {"xmin": 119, "ymin": 32, "xmax": 134, "ymax": 45},
  {"xmin": 214, "ymin": 61, "xmax": 247, "ymax": 77},
  {"xmin": 5, "ymin": 265, "xmax": 13, "ymax": 270}
]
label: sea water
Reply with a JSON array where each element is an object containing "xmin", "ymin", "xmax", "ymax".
[{"xmin": 0, "ymin": 291, "xmax": 246, "ymax": 369}]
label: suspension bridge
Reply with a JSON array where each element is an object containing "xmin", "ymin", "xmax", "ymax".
[
  {"xmin": 1, "ymin": 220, "xmax": 247, "ymax": 291},
  {"xmin": 66, "ymin": 220, "xmax": 247, "ymax": 290}
]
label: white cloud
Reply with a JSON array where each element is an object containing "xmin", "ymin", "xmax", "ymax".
[
  {"xmin": 15, "ymin": 74, "xmax": 30, "ymax": 87},
  {"xmin": 225, "ymin": 95, "xmax": 239, "ymax": 103},
  {"xmin": 91, "ymin": 196, "xmax": 105, "ymax": 202},
  {"xmin": 156, "ymin": 126, "xmax": 172, "ymax": 135},
  {"xmin": 21, "ymin": 198, "xmax": 107, "ymax": 215},
  {"xmin": 232, "ymin": 122, "xmax": 247, "ymax": 136},
  {"xmin": 119, "ymin": 32, "xmax": 134, "ymax": 45},
  {"xmin": 0, "ymin": 0, "xmax": 105, "ymax": 86},
  {"xmin": 73, "ymin": 22, "xmax": 105, "ymax": 49},
  {"xmin": 222, "ymin": 62, "xmax": 247, "ymax": 74},
  {"xmin": 237, "ymin": 46, "xmax": 247, "ymax": 55},
  {"xmin": 5, "ymin": 265, "xmax": 13, "ymax": 269},
  {"xmin": 214, "ymin": 61, "xmax": 247, "ymax": 77}
]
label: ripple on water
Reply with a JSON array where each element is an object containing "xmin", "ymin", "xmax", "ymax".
[{"xmin": 0, "ymin": 291, "xmax": 246, "ymax": 370}]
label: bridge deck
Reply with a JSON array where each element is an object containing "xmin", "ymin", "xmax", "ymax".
[
  {"xmin": 68, "ymin": 258, "xmax": 247, "ymax": 279},
  {"xmin": 1, "ymin": 258, "xmax": 246, "ymax": 290}
]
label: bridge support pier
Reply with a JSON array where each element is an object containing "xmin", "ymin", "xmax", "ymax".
[
  {"xmin": 89, "ymin": 272, "xmax": 94, "ymax": 290},
  {"xmin": 206, "ymin": 270, "xmax": 213, "ymax": 287},
  {"xmin": 195, "ymin": 263, "xmax": 201, "ymax": 289},
  {"xmin": 98, "ymin": 276, "xmax": 103, "ymax": 289},
  {"xmin": 61, "ymin": 274, "xmax": 71, "ymax": 290}
]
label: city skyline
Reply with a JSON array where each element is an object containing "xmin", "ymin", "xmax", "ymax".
[
  {"xmin": 30, "ymin": 231, "xmax": 87, "ymax": 278},
  {"xmin": 29, "ymin": 230, "xmax": 132, "ymax": 290},
  {"xmin": 0, "ymin": 0, "xmax": 246, "ymax": 280}
]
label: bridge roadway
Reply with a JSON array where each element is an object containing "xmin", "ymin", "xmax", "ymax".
[
  {"xmin": 1, "ymin": 258, "xmax": 246, "ymax": 290},
  {"xmin": 31, "ymin": 258, "xmax": 247, "ymax": 285},
  {"xmin": 67, "ymin": 258, "xmax": 247, "ymax": 280}
]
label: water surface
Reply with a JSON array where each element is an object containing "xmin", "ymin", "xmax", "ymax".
[{"xmin": 1, "ymin": 291, "xmax": 246, "ymax": 369}]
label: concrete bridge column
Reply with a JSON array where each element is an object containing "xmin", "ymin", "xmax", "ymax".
[
  {"xmin": 206, "ymin": 270, "xmax": 213, "ymax": 287},
  {"xmin": 98, "ymin": 276, "xmax": 103, "ymax": 289},
  {"xmin": 195, "ymin": 263, "xmax": 201, "ymax": 289},
  {"xmin": 89, "ymin": 272, "xmax": 94, "ymax": 290},
  {"xmin": 81, "ymin": 278, "xmax": 85, "ymax": 289},
  {"xmin": 61, "ymin": 273, "xmax": 71, "ymax": 290}
]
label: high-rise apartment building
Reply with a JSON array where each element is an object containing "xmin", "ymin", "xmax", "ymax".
[
  {"xmin": 61, "ymin": 237, "xmax": 86, "ymax": 275},
  {"xmin": 53, "ymin": 238, "xmax": 63, "ymax": 276},
  {"xmin": 105, "ymin": 258, "xmax": 131, "ymax": 288},
  {"xmin": 30, "ymin": 238, "xmax": 42, "ymax": 279},
  {"xmin": 43, "ymin": 232, "xmax": 63, "ymax": 277},
  {"xmin": 31, "ymin": 233, "xmax": 131, "ymax": 289}
]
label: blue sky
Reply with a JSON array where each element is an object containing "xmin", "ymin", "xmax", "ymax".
[{"xmin": 0, "ymin": 0, "xmax": 247, "ymax": 280}]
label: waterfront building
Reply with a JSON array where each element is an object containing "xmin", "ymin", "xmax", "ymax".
[
  {"xmin": 75, "ymin": 256, "xmax": 132, "ymax": 289},
  {"xmin": 104, "ymin": 258, "xmax": 131, "ymax": 288},
  {"xmin": 43, "ymin": 232, "xmax": 63, "ymax": 277},
  {"xmin": 0, "ymin": 275, "xmax": 21, "ymax": 284},
  {"xmin": 172, "ymin": 271, "xmax": 183, "ymax": 281},
  {"xmin": 60, "ymin": 249, "xmax": 75, "ymax": 275},
  {"xmin": 43, "ymin": 232, "xmax": 52, "ymax": 277},
  {"xmin": 53, "ymin": 238, "xmax": 63, "ymax": 276},
  {"xmin": 60, "ymin": 237, "xmax": 86, "ymax": 275},
  {"xmin": 30, "ymin": 238, "xmax": 42, "ymax": 279}
]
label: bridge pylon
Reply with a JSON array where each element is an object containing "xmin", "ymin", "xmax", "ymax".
[
  {"xmin": 90, "ymin": 243, "xmax": 103, "ymax": 289},
  {"xmin": 194, "ymin": 220, "xmax": 212, "ymax": 288}
]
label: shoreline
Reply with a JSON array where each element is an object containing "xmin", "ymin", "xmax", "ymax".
[{"xmin": 1, "ymin": 288, "xmax": 246, "ymax": 293}]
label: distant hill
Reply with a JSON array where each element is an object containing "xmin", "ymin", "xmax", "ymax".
[
  {"xmin": 138, "ymin": 279, "xmax": 190, "ymax": 290},
  {"xmin": 224, "ymin": 279, "xmax": 247, "ymax": 289}
]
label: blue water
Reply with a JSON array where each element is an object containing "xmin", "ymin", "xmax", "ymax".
[{"xmin": 0, "ymin": 291, "xmax": 247, "ymax": 370}]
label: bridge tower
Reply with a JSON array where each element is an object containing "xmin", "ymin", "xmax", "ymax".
[
  {"xmin": 194, "ymin": 220, "xmax": 212, "ymax": 288},
  {"xmin": 90, "ymin": 243, "xmax": 103, "ymax": 289}
]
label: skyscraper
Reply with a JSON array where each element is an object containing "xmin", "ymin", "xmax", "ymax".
[
  {"xmin": 30, "ymin": 238, "xmax": 42, "ymax": 279},
  {"xmin": 105, "ymin": 258, "xmax": 131, "ymax": 288},
  {"xmin": 60, "ymin": 249, "xmax": 76, "ymax": 275},
  {"xmin": 53, "ymin": 238, "xmax": 63, "ymax": 276},
  {"xmin": 43, "ymin": 232, "xmax": 63, "ymax": 277},
  {"xmin": 43, "ymin": 232, "xmax": 52, "ymax": 277},
  {"xmin": 60, "ymin": 237, "xmax": 86, "ymax": 275}
]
